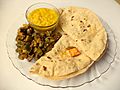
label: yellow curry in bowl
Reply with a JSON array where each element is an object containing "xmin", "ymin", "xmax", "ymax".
[{"xmin": 26, "ymin": 3, "xmax": 59, "ymax": 31}]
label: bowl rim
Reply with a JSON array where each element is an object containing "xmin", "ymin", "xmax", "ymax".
[{"xmin": 25, "ymin": 2, "xmax": 60, "ymax": 28}]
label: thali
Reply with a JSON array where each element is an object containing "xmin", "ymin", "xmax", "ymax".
[{"xmin": 6, "ymin": 2, "xmax": 117, "ymax": 88}]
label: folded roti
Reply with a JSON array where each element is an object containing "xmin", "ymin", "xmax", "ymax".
[
  {"xmin": 60, "ymin": 7, "xmax": 107, "ymax": 60},
  {"xmin": 30, "ymin": 7, "xmax": 107, "ymax": 80},
  {"xmin": 30, "ymin": 35, "xmax": 94, "ymax": 80}
]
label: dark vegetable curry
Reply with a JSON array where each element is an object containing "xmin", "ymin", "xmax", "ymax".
[{"xmin": 16, "ymin": 24, "xmax": 61, "ymax": 61}]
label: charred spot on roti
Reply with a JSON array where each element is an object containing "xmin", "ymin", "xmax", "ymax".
[
  {"xmin": 81, "ymin": 39, "xmax": 85, "ymax": 41},
  {"xmin": 56, "ymin": 49, "xmax": 60, "ymax": 52},
  {"xmin": 51, "ymin": 60, "xmax": 53, "ymax": 62},
  {"xmin": 72, "ymin": 24, "xmax": 74, "ymax": 26},
  {"xmin": 83, "ymin": 29, "xmax": 87, "ymax": 32},
  {"xmin": 79, "ymin": 25, "xmax": 85, "ymax": 28},
  {"xmin": 64, "ymin": 33, "xmax": 68, "ymax": 35},
  {"xmin": 43, "ymin": 66, "xmax": 47, "ymax": 71},
  {"xmin": 89, "ymin": 40, "xmax": 91, "ymax": 43},
  {"xmin": 71, "ymin": 16, "xmax": 74, "ymax": 21},
  {"xmin": 80, "ymin": 20, "xmax": 83, "ymax": 23},
  {"xmin": 79, "ymin": 26, "xmax": 82, "ymax": 28},
  {"xmin": 55, "ymin": 52, "xmax": 57, "ymax": 54},
  {"xmin": 81, "ymin": 38, "xmax": 91, "ymax": 43},
  {"xmin": 36, "ymin": 63, "xmax": 40, "ymax": 65},
  {"xmin": 76, "ymin": 40, "xmax": 78, "ymax": 42},
  {"xmin": 71, "ymin": 16, "xmax": 74, "ymax": 18},
  {"xmin": 47, "ymin": 56, "xmax": 51, "ymax": 59},
  {"xmin": 83, "ymin": 26, "xmax": 85, "ymax": 28},
  {"xmin": 83, "ymin": 18, "xmax": 87, "ymax": 21},
  {"xmin": 66, "ymin": 46, "xmax": 74, "ymax": 50},
  {"xmin": 87, "ymin": 24, "xmax": 91, "ymax": 27},
  {"xmin": 68, "ymin": 10, "xmax": 71, "ymax": 12}
]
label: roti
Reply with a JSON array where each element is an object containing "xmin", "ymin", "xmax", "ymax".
[
  {"xmin": 30, "ymin": 7, "xmax": 107, "ymax": 80},
  {"xmin": 30, "ymin": 34, "xmax": 94, "ymax": 80},
  {"xmin": 60, "ymin": 7, "xmax": 107, "ymax": 60}
]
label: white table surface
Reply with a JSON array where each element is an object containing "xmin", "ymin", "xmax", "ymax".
[{"xmin": 0, "ymin": 0, "xmax": 120, "ymax": 90}]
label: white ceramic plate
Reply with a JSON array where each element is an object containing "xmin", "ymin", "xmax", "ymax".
[{"xmin": 6, "ymin": 5, "xmax": 117, "ymax": 88}]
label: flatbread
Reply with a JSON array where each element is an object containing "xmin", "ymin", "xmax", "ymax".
[
  {"xmin": 30, "ymin": 7, "xmax": 107, "ymax": 80},
  {"xmin": 60, "ymin": 7, "xmax": 107, "ymax": 60},
  {"xmin": 30, "ymin": 35, "xmax": 94, "ymax": 80}
]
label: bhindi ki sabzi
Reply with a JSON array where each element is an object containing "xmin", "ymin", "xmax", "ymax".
[{"xmin": 16, "ymin": 24, "xmax": 61, "ymax": 61}]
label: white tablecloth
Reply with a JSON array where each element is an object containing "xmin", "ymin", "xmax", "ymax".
[{"xmin": 0, "ymin": 0, "xmax": 120, "ymax": 90}]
